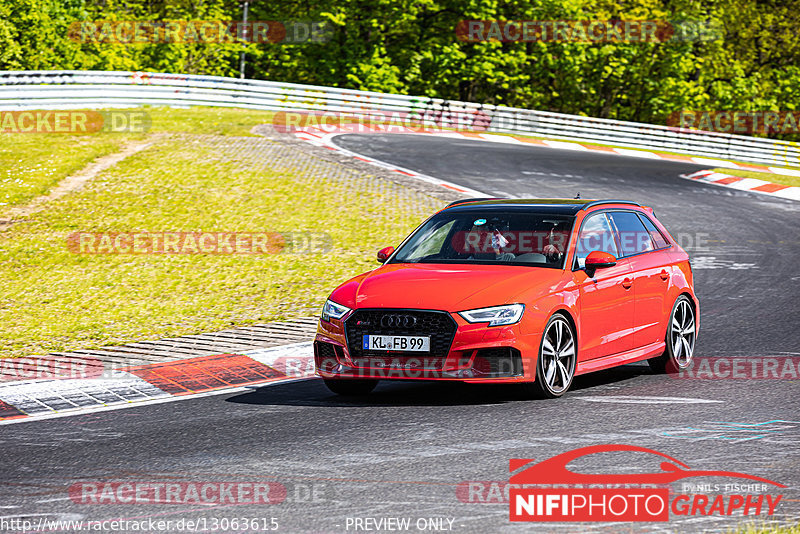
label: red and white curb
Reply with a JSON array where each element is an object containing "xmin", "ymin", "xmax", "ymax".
[
  {"xmin": 293, "ymin": 125, "xmax": 485, "ymax": 196},
  {"xmin": 0, "ymin": 343, "xmax": 315, "ymax": 425},
  {"xmin": 291, "ymin": 124, "xmax": 800, "ymax": 201},
  {"xmin": 681, "ymin": 170, "xmax": 800, "ymax": 201}
]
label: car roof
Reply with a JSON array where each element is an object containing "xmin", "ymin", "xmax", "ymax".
[{"xmin": 443, "ymin": 198, "xmax": 642, "ymax": 215}]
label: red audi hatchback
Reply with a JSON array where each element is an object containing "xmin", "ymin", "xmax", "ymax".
[{"xmin": 314, "ymin": 199, "xmax": 698, "ymax": 398}]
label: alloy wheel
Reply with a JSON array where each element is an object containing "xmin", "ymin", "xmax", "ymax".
[
  {"xmin": 540, "ymin": 316, "xmax": 576, "ymax": 394},
  {"xmin": 670, "ymin": 298, "xmax": 696, "ymax": 367}
]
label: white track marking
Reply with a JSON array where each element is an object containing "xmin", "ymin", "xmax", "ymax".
[
  {"xmin": 575, "ymin": 395, "xmax": 723, "ymax": 404},
  {"xmin": 0, "ymin": 376, "xmax": 315, "ymax": 426},
  {"xmin": 613, "ymin": 148, "xmax": 661, "ymax": 159},
  {"xmin": 542, "ymin": 140, "xmax": 588, "ymax": 151}
]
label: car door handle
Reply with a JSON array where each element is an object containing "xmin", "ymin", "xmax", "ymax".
[
  {"xmin": 660, "ymin": 269, "xmax": 669, "ymax": 281},
  {"xmin": 621, "ymin": 278, "xmax": 633, "ymax": 289}
]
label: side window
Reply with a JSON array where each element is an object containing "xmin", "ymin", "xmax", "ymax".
[
  {"xmin": 575, "ymin": 213, "xmax": 619, "ymax": 268},
  {"xmin": 637, "ymin": 213, "xmax": 670, "ymax": 249},
  {"xmin": 608, "ymin": 211, "xmax": 654, "ymax": 256},
  {"xmin": 408, "ymin": 220, "xmax": 455, "ymax": 258}
]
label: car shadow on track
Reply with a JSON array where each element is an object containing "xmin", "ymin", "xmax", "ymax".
[{"xmin": 225, "ymin": 363, "xmax": 654, "ymax": 407}]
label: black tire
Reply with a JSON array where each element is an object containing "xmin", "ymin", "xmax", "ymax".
[
  {"xmin": 323, "ymin": 378, "xmax": 379, "ymax": 396},
  {"xmin": 648, "ymin": 295, "xmax": 696, "ymax": 374},
  {"xmin": 520, "ymin": 313, "xmax": 577, "ymax": 399}
]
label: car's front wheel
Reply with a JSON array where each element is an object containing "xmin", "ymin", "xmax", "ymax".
[
  {"xmin": 323, "ymin": 378, "xmax": 379, "ymax": 396},
  {"xmin": 522, "ymin": 313, "xmax": 577, "ymax": 399},
  {"xmin": 648, "ymin": 295, "xmax": 696, "ymax": 374}
]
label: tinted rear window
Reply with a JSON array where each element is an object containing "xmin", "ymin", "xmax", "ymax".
[
  {"xmin": 608, "ymin": 211, "xmax": 654, "ymax": 256},
  {"xmin": 637, "ymin": 213, "xmax": 670, "ymax": 249}
]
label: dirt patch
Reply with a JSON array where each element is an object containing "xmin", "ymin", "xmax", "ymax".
[{"xmin": 0, "ymin": 134, "xmax": 167, "ymax": 231}]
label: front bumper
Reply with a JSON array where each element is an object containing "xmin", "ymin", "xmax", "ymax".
[{"xmin": 314, "ymin": 310, "xmax": 541, "ymax": 383}]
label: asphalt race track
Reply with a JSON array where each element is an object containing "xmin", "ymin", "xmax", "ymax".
[{"xmin": 2, "ymin": 134, "xmax": 799, "ymax": 534}]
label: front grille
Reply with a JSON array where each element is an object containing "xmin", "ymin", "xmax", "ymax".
[{"xmin": 344, "ymin": 309, "xmax": 457, "ymax": 359}]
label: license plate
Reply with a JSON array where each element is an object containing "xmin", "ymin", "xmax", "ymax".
[{"xmin": 362, "ymin": 335, "xmax": 430, "ymax": 352}]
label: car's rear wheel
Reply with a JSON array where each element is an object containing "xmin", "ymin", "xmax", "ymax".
[
  {"xmin": 648, "ymin": 295, "xmax": 696, "ymax": 374},
  {"xmin": 323, "ymin": 378, "xmax": 379, "ymax": 396},
  {"xmin": 522, "ymin": 314, "xmax": 576, "ymax": 399}
]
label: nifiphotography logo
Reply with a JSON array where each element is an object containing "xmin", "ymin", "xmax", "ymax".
[{"xmin": 508, "ymin": 444, "xmax": 785, "ymax": 522}]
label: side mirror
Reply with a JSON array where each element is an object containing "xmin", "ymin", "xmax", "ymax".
[
  {"xmin": 376, "ymin": 246, "xmax": 394, "ymax": 263},
  {"xmin": 585, "ymin": 250, "xmax": 617, "ymax": 276}
]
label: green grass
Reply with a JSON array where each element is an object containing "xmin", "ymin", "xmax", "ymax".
[
  {"xmin": 146, "ymin": 106, "xmax": 275, "ymax": 136},
  {"xmin": 0, "ymin": 124, "xmax": 438, "ymax": 358},
  {"xmin": 0, "ymin": 107, "xmax": 276, "ymax": 212},
  {"xmin": 0, "ymin": 133, "xmax": 138, "ymax": 209},
  {"xmin": 712, "ymin": 167, "xmax": 800, "ymax": 188}
]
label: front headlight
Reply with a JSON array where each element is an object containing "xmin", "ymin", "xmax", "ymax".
[
  {"xmin": 458, "ymin": 304, "xmax": 525, "ymax": 327},
  {"xmin": 321, "ymin": 299, "xmax": 351, "ymax": 322}
]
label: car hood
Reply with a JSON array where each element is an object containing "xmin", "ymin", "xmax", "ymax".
[{"xmin": 329, "ymin": 263, "xmax": 565, "ymax": 312}]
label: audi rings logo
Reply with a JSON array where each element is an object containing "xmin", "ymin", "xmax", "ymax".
[{"xmin": 380, "ymin": 314, "xmax": 417, "ymax": 328}]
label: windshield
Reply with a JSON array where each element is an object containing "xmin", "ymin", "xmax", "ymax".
[{"xmin": 389, "ymin": 211, "xmax": 574, "ymax": 268}]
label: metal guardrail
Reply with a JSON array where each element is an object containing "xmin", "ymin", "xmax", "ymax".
[{"xmin": 2, "ymin": 70, "xmax": 798, "ymax": 168}]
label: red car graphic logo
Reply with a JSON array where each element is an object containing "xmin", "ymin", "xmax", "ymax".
[{"xmin": 509, "ymin": 444, "xmax": 786, "ymax": 487}]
